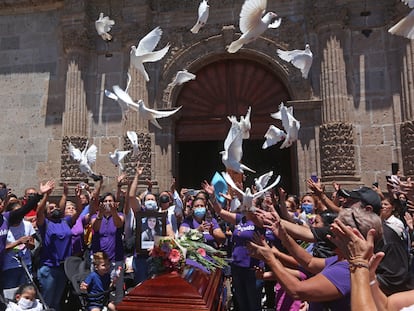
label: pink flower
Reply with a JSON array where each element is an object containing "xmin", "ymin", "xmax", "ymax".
[
  {"xmin": 168, "ymin": 248, "xmax": 181, "ymax": 263},
  {"xmin": 197, "ymin": 248, "xmax": 206, "ymax": 257}
]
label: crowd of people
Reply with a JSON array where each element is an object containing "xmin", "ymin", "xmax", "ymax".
[{"xmin": 1, "ymin": 164, "xmax": 414, "ymax": 311}]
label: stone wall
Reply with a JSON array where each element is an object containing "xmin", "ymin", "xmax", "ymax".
[{"xmin": 0, "ymin": 0, "xmax": 412, "ymax": 197}]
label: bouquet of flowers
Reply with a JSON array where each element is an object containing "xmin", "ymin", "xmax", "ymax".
[{"xmin": 148, "ymin": 229, "xmax": 228, "ymax": 276}]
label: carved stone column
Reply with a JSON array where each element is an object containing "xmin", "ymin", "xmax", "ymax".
[
  {"xmin": 400, "ymin": 41, "xmax": 414, "ymax": 175},
  {"xmin": 60, "ymin": 1, "xmax": 93, "ymax": 182},
  {"xmin": 313, "ymin": 13, "xmax": 358, "ymax": 181}
]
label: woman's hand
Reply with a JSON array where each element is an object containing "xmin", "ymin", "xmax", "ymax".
[{"xmin": 39, "ymin": 180, "xmax": 55, "ymax": 195}]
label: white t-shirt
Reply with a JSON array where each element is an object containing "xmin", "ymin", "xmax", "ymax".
[{"xmin": 2, "ymin": 220, "xmax": 35, "ymax": 271}]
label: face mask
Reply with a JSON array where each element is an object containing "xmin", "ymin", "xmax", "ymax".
[
  {"xmin": 193, "ymin": 207, "xmax": 206, "ymax": 218},
  {"xmin": 50, "ymin": 209, "xmax": 61, "ymax": 219},
  {"xmin": 144, "ymin": 200, "xmax": 158, "ymax": 211},
  {"xmin": 104, "ymin": 203, "xmax": 111, "ymax": 212},
  {"xmin": 159, "ymin": 195, "xmax": 170, "ymax": 204},
  {"xmin": 18, "ymin": 297, "xmax": 34, "ymax": 309},
  {"xmin": 301, "ymin": 203, "xmax": 314, "ymax": 214}
]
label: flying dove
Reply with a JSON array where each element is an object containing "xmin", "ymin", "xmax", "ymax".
[
  {"xmin": 227, "ymin": 106, "xmax": 251, "ymax": 139},
  {"xmin": 227, "ymin": 0, "xmax": 281, "ymax": 53},
  {"xmin": 126, "ymin": 131, "xmax": 139, "ymax": 157},
  {"xmin": 130, "ymin": 27, "xmax": 170, "ymax": 82},
  {"xmin": 277, "ymin": 44, "xmax": 313, "ymax": 79},
  {"xmin": 105, "ymin": 73, "xmax": 134, "ymax": 120},
  {"xmin": 69, "ymin": 141, "xmax": 101, "ymax": 181},
  {"xmin": 109, "ymin": 149, "xmax": 131, "ymax": 171},
  {"xmin": 220, "ymin": 124, "xmax": 255, "ymax": 174},
  {"xmin": 262, "ymin": 125, "xmax": 286, "ymax": 149},
  {"xmin": 388, "ymin": 0, "xmax": 414, "ymax": 39},
  {"xmin": 169, "ymin": 70, "xmax": 196, "ymax": 87},
  {"xmin": 271, "ymin": 102, "xmax": 300, "ymax": 149},
  {"xmin": 222, "ymin": 171, "xmax": 280, "ymax": 212},
  {"xmin": 191, "ymin": 0, "xmax": 210, "ymax": 34},
  {"xmin": 254, "ymin": 171, "xmax": 273, "ymax": 193},
  {"xmin": 135, "ymin": 100, "xmax": 182, "ymax": 130},
  {"xmin": 95, "ymin": 13, "xmax": 115, "ymax": 41}
]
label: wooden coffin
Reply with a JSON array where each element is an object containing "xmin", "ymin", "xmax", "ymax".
[{"xmin": 117, "ymin": 266, "xmax": 224, "ymax": 311}]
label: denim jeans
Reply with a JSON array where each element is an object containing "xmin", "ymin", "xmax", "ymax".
[
  {"xmin": 231, "ymin": 264, "xmax": 262, "ymax": 311},
  {"xmin": 37, "ymin": 265, "xmax": 67, "ymax": 311}
]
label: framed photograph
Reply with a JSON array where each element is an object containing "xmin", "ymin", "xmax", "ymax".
[{"xmin": 136, "ymin": 211, "xmax": 167, "ymax": 254}]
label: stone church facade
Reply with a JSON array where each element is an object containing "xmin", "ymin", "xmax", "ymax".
[{"xmin": 0, "ymin": 0, "xmax": 413, "ymax": 197}]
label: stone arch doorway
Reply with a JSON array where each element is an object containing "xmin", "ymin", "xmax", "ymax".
[{"xmin": 175, "ymin": 57, "xmax": 294, "ymax": 193}]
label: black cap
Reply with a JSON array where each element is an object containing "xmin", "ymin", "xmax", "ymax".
[{"xmin": 349, "ymin": 186, "xmax": 381, "ymax": 215}]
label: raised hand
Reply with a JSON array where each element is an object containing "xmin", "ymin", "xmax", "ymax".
[
  {"xmin": 39, "ymin": 180, "xmax": 55, "ymax": 195},
  {"xmin": 201, "ymin": 180, "xmax": 214, "ymax": 196}
]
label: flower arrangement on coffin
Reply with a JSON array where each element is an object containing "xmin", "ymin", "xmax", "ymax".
[{"xmin": 148, "ymin": 229, "xmax": 228, "ymax": 276}]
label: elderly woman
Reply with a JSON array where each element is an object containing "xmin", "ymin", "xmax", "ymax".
[{"xmin": 247, "ymin": 207, "xmax": 383, "ymax": 311}]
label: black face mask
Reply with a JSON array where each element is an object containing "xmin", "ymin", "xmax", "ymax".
[
  {"xmin": 50, "ymin": 209, "xmax": 61, "ymax": 219},
  {"xmin": 159, "ymin": 195, "xmax": 170, "ymax": 204}
]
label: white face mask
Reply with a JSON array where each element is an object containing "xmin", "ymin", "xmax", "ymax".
[
  {"xmin": 144, "ymin": 200, "xmax": 158, "ymax": 211},
  {"xmin": 18, "ymin": 297, "xmax": 34, "ymax": 309}
]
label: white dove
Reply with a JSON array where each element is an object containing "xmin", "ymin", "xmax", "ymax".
[
  {"xmin": 254, "ymin": 171, "xmax": 273, "ymax": 192},
  {"xmin": 105, "ymin": 73, "xmax": 134, "ymax": 120},
  {"xmin": 135, "ymin": 100, "xmax": 182, "ymax": 130},
  {"xmin": 222, "ymin": 171, "xmax": 280, "ymax": 212},
  {"xmin": 277, "ymin": 44, "xmax": 313, "ymax": 79},
  {"xmin": 68, "ymin": 141, "xmax": 99, "ymax": 179},
  {"xmin": 126, "ymin": 131, "xmax": 139, "ymax": 157},
  {"xmin": 169, "ymin": 70, "xmax": 196, "ymax": 87},
  {"xmin": 388, "ymin": 0, "xmax": 414, "ymax": 39},
  {"xmin": 130, "ymin": 27, "xmax": 170, "ymax": 82},
  {"xmin": 191, "ymin": 0, "xmax": 210, "ymax": 34},
  {"xmin": 227, "ymin": 0, "xmax": 281, "ymax": 53},
  {"xmin": 227, "ymin": 106, "xmax": 252, "ymax": 139},
  {"xmin": 221, "ymin": 124, "xmax": 255, "ymax": 174},
  {"xmin": 95, "ymin": 13, "xmax": 115, "ymax": 41},
  {"xmin": 109, "ymin": 149, "xmax": 130, "ymax": 171},
  {"xmin": 262, "ymin": 125, "xmax": 286, "ymax": 149},
  {"xmin": 271, "ymin": 102, "xmax": 300, "ymax": 149}
]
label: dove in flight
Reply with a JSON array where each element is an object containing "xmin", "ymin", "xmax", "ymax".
[
  {"xmin": 388, "ymin": 0, "xmax": 414, "ymax": 39},
  {"xmin": 254, "ymin": 171, "xmax": 273, "ymax": 193},
  {"xmin": 227, "ymin": 106, "xmax": 251, "ymax": 139},
  {"xmin": 277, "ymin": 44, "xmax": 313, "ymax": 79},
  {"xmin": 262, "ymin": 125, "xmax": 286, "ymax": 149},
  {"xmin": 127, "ymin": 131, "xmax": 139, "ymax": 157},
  {"xmin": 221, "ymin": 124, "xmax": 255, "ymax": 174},
  {"xmin": 271, "ymin": 102, "xmax": 300, "ymax": 149},
  {"xmin": 130, "ymin": 27, "xmax": 170, "ymax": 82},
  {"xmin": 69, "ymin": 141, "xmax": 101, "ymax": 180},
  {"xmin": 109, "ymin": 149, "xmax": 131, "ymax": 171},
  {"xmin": 191, "ymin": 0, "xmax": 210, "ymax": 34},
  {"xmin": 227, "ymin": 0, "xmax": 281, "ymax": 53},
  {"xmin": 136, "ymin": 100, "xmax": 182, "ymax": 130},
  {"xmin": 95, "ymin": 13, "xmax": 115, "ymax": 41},
  {"xmin": 169, "ymin": 69, "xmax": 196, "ymax": 87},
  {"xmin": 105, "ymin": 73, "xmax": 134, "ymax": 120},
  {"xmin": 222, "ymin": 171, "xmax": 280, "ymax": 212}
]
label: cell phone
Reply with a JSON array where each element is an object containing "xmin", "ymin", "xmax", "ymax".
[
  {"xmin": 392, "ymin": 163, "xmax": 399, "ymax": 175},
  {"xmin": 310, "ymin": 175, "xmax": 318, "ymax": 183},
  {"xmin": 186, "ymin": 189, "xmax": 197, "ymax": 196},
  {"xmin": 372, "ymin": 182, "xmax": 379, "ymax": 188}
]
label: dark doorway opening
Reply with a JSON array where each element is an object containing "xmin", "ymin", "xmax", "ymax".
[{"xmin": 177, "ymin": 140, "xmax": 294, "ymax": 194}]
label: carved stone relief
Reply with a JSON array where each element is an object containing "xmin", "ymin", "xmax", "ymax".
[
  {"xmin": 122, "ymin": 133, "xmax": 152, "ymax": 181},
  {"xmin": 320, "ymin": 123, "xmax": 356, "ymax": 177},
  {"xmin": 401, "ymin": 121, "xmax": 414, "ymax": 176}
]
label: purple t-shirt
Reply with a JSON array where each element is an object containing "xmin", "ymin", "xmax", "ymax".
[
  {"xmin": 309, "ymin": 256, "xmax": 351, "ymax": 311},
  {"xmin": 91, "ymin": 213, "xmax": 124, "ymax": 262},
  {"xmin": 71, "ymin": 215, "xmax": 87, "ymax": 255},
  {"xmin": 39, "ymin": 216, "xmax": 73, "ymax": 267},
  {"xmin": 231, "ymin": 214, "xmax": 263, "ymax": 268},
  {"xmin": 180, "ymin": 217, "xmax": 220, "ymax": 247},
  {"xmin": 0, "ymin": 212, "xmax": 10, "ymax": 268}
]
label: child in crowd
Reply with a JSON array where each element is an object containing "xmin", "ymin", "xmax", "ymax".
[
  {"xmin": 80, "ymin": 252, "xmax": 116, "ymax": 311},
  {"xmin": 5, "ymin": 284, "xmax": 43, "ymax": 311}
]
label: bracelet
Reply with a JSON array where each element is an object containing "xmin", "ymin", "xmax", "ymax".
[
  {"xmin": 349, "ymin": 261, "xmax": 369, "ymax": 272},
  {"xmin": 96, "ymin": 216, "xmax": 102, "ymax": 220},
  {"xmin": 369, "ymin": 279, "xmax": 377, "ymax": 286}
]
